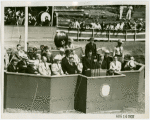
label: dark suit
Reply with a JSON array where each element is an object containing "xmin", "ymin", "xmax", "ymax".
[
  {"xmin": 101, "ymin": 56, "xmax": 113, "ymax": 70},
  {"xmin": 66, "ymin": 62, "xmax": 78, "ymax": 74},
  {"xmin": 82, "ymin": 56, "xmax": 101, "ymax": 75},
  {"xmin": 26, "ymin": 64, "xmax": 38, "ymax": 74},
  {"xmin": 85, "ymin": 42, "xmax": 97, "ymax": 57},
  {"xmin": 17, "ymin": 60, "xmax": 28, "ymax": 73},
  {"xmin": 7, "ymin": 64, "xmax": 18, "ymax": 72},
  {"xmin": 61, "ymin": 57, "xmax": 69, "ymax": 73},
  {"xmin": 61, "ymin": 57, "xmax": 78, "ymax": 74}
]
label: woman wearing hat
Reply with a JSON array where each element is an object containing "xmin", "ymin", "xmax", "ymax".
[
  {"xmin": 38, "ymin": 56, "xmax": 51, "ymax": 76},
  {"xmin": 113, "ymin": 39, "xmax": 124, "ymax": 63},
  {"xmin": 51, "ymin": 56, "xmax": 64, "ymax": 75},
  {"xmin": 124, "ymin": 56, "xmax": 139, "ymax": 70}
]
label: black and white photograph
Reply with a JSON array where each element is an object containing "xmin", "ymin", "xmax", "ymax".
[{"xmin": 1, "ymin": 1, "xmax": 149, "ymax": 119}]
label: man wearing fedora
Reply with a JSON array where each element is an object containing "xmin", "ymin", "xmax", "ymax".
[
  {"xmin": 85, "ymin": 37, "xmax": 97, "ymax": 57},
  {"xmin": 113, "ymin": 39, "xmax": 124, "ymax": 63},
  {"xmin": 101, "ymin": 50, "xmax": 113, "ymax": 70}
]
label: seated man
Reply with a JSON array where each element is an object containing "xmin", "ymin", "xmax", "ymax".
[
  {"xmin": 61, "ymin": 49, "xmax": 71, "ymax": 74},
  {"xmin": 101, "ymin": 50, "xmax": 113, "ymax": 70},
  {"xmin": 124, "ymin": 56, "xmax": 139, "ymax": 70},
  {"xmin": 17, "ymin": 56, "xmax": 29, "ymax": 73},
  {"xmin": 38, "ymin": 56, "xmax": 51, "ymax": 76},
  {"xmin": 109, "ymin": 56, "xmax": 121, "ymax": 73},
  {"xmin": 51, "ymin": 56, "xmax": 64, "ymax": 75},
  {"xmin": 26, "ymin": 63, "xmax": 39, "ymax": 74},
  {"xmin": 15, "ymin": 44, "xmax": 28, "ymax": 60},
  {"xmin": 66, "ymin": 55, "xmax": 80, "ymax": 74},
  {"xmin": 7, "ymin": 58, "xmax": 18, "ymax": 72}
]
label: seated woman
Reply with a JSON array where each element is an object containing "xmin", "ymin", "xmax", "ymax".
[
  {"xmin": 7, "ymin": 58, "xmax": 18, "ymax": 72},
  {"xmin": 124, "ymin": 56, "xmax": 139, "ymax": 70},
  {"xmin": 51, "ymin": 56, "xmax": 64, "ymax": 76},
  {"xmin": 38, "ymin": 56, "xmax": 51, "ymax": 76},
  {"xmin": 109, "ymin": 56, "xmax": 121, "ymax": 73}
]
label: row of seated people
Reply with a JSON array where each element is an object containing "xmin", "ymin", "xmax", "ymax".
[
  {"xmin": 7, "ymin": 44, "xmax": 139, "ymax": 76},
  {"xmin": 69, "ymin": 18, "xmax": 145, "ymax": 33},
  {"xmin": 7, "ymin": 44, "xmax": 82, "ymax": 75}
]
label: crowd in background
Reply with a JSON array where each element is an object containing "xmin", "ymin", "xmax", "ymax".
[
  {"xmin": 5, "ymin": 8, "xmax": 25, "ymax": 25},
  {"xmin": 5, "ymin": 37, "xmax": 140, "ymax": 77},
  {"xmin": 68, "ymin": 18, "xmax": 145, "ymax": 34},
  {"xmin": 4, "ymin": 8, "xmax": 50, "ymax": 26}
]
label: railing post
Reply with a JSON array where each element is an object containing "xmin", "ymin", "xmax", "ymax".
[
  {"xmin": 56, "ymin": 13, "xmax": 58, "ymax": 27},
  {"xmin": 92, "ymin": 28, "xmax": 94, "ymax": 38},
  {"xmin": 77, "ymin": 28, "xmax": 79, "ymax": 42},
  {"xmin": 108, "ymin": 30, "xmax": 110, "ymax": 42},
  {"xmin": 134, "ymin": 29, "xmax": 136, "ymax": 42},
  {"xmin": 125, "ymin": 30, "xmax": 127, "ymax": 42}
]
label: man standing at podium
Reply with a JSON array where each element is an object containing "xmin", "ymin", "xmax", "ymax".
[{"xmin": 85, "ymin": 37, "xmax": 97, "ymax": 57}]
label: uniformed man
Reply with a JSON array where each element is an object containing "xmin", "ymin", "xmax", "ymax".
[{"xmin": 113, "ymin": 39, "xmax": 124, "ymax": 63}]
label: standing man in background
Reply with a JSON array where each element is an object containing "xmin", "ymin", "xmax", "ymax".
[
  {"xmin": 126, "ymin": 6, "xmax": 133, "ymax": 20},
  {"xmin": 119, "ymin": 6, "xmax": 124, "ymax": 19},
  {"xmin": 85, "ymin": 37, "xmax": 97, "ymax": 57}
]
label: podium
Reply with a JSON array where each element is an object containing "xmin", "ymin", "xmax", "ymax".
[{"xmin": 74, "ymin": 73, "xmax": 140, "ymax": 113}]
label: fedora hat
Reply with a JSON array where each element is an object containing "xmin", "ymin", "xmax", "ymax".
[{"xmin": 118, "ymin": 39, "xmax": 123, "ymax": 44}]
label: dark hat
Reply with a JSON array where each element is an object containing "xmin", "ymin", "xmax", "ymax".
[
  {"xmin": 65, "ymin": 49, "xmax": 71, "ymax": 55},
  {"xmin": 90, "ymin": 37, "xmax": 94, "ymax": 41},
  {"xmin": 12, "ymin": 58, "xmax": 18, "ymax": 62}
]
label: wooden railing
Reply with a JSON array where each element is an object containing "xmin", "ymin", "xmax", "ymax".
[{"xmin": 57, "ymin": 26, "xmax": 145, "ymax": 42}]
